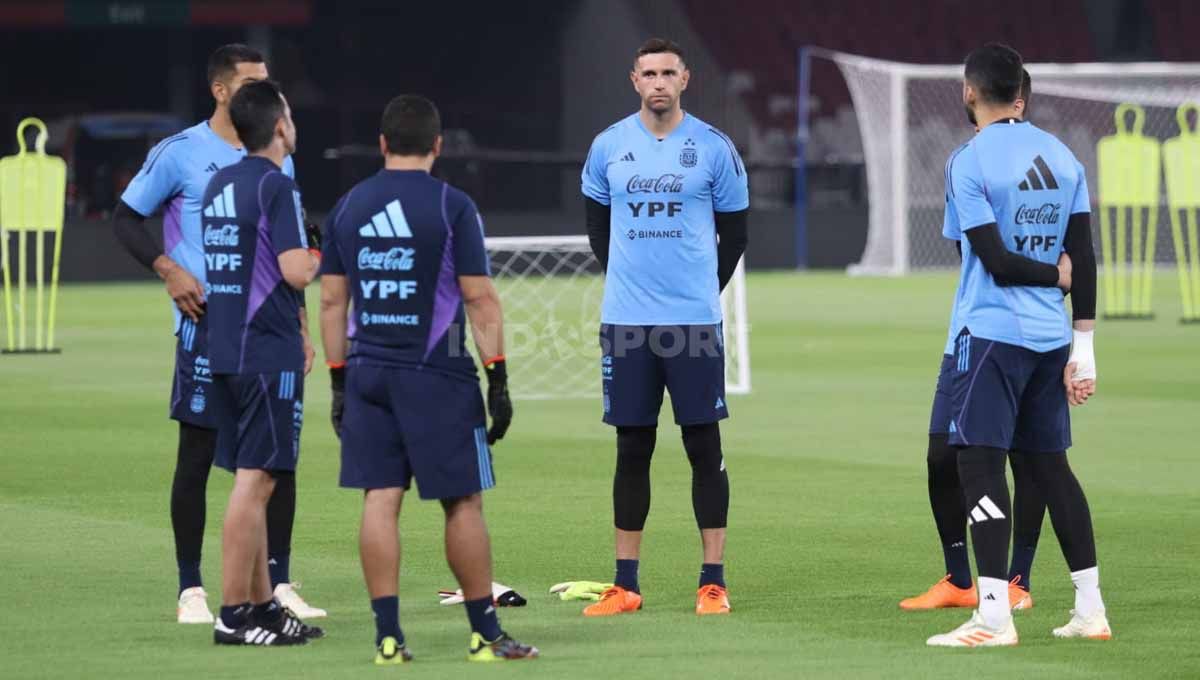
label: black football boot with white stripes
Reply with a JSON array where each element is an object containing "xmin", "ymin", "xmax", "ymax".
[
  {"xmin": 249, "ymin": 599, "xmax": 324, "ymax": 642},
  {"xmin": 277, "ymin": 606, "xmax": 325, "ymax": 640},
  {"xmin": 213, "ymin": 617, "xmax": 308, "ymax": 646}
]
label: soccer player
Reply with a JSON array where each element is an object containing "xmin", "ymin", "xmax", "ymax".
[
  {"xmin": 318, "ymin": 95, "xmax": 536, "ymax": 663},
  {"xmin": 204, "ymin": 80, "xmax": 321, "ymax": 646},
  {"xmin": 580, "ymin": 38, "xmax": 749, "ymax": 617},
  {"xmin": 112, "ymin": 44, "xmax": 325, "ymax": 623},
  {"xmin": 902, "ymin": 69, "xmax": 1052, "ymax": 612},
  {"xmin": 925, "ymin": 44, "xmax": 1108, "ymax": 647}
]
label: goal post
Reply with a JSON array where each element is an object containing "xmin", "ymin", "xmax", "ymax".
[
  {"xmin": 809, "ymin": 48, "xmax": 1200, "ymax": 310},
  {"xmin": 482, "ymin": 235, "xmax": 751, "ymax": 399}
]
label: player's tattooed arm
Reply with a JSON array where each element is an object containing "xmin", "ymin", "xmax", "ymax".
[
  {"xmin": 585, "ymin": 197, "xmax": 611, "ymax": 271},
  {"xmin": 299, "ymin": 309, "xmax": 315, "ymax": 375},
  {"xmin": 113, "ymin": 201, "xmax": 206, "ymax": 322}
]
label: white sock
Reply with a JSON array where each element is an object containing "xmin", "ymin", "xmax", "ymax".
[
  {"xmin": 977, "ymin": 577, "xmax": 1011, "ymax": 628},
  {"xmin": 1071, "ymin": 566, "xmax": 1104, "ymax": 617}
]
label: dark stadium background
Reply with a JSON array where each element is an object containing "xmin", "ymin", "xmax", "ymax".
[{"xmin": 0, "ymin": 0, "xmax": 1195, "ymax": 280}]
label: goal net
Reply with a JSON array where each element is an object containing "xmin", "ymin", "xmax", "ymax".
[
  {"xmin": 482, "ymin": 235, "xmax": 751, "ymax": 400},
  {"xmin": 814, "ymin": 50, "xmax": 1200, "ymax": 276}
]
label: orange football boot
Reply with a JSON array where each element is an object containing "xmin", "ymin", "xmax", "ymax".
[
  {"xmin": 582, "ymin": 586, "xmax": 643, "ymax": 617},
  {"xmin": 1008, "ymin": 575, "xmax": 1034, "ymax": 610},
  {"xmin": 695, "ymin": 584, "xmax": 731, "ymax": 615},
  {"xmin": 899, "ymin": 575, "xmax": 978, "ymax": 610}
]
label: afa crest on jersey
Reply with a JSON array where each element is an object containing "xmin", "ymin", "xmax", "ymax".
[
  {"xmin": 190, "ymin": 389, "xmax": 206, "ymax": 414},
  {"xmin": 679, "ymin": 142, "xmax": 697, "ymax": 168}
]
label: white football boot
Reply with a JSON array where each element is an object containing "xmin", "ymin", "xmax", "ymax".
[
  {"xmin": 177, "ymin": 586, "xmax": 215, "ymax": 624},
  {"xmin": 927, "ymin": 610, "xmax": 1019, "ymax": 647},
  {"xmin": 273, "ymin": 582, "xmax": 327, "ymax": 619},
  {"xmin": 1052, "ymin": 609, "xmax": 1112, "ymax": 640}
]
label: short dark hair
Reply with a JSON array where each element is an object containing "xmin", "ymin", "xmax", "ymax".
[
  {"xmin": 1020, "ymin": 68, "xmax": 1032, "ymax": 117},
  {"xmin": 381, "ymin": 95, "xmax": 441, "ymax": 156},
  {"xmin": 230, "ymin": 80, "xmax": 286, "ymax": 153},
  {"xmin": 207, "ymin": 44, "xmax": 265, "ymax": 84},
  {"xmin": 635, "ymin": 38, "xmax": 686, "ymax": 68},
  {"xmin": 964, "ymin": 43, "xmax": 1023, "ymax": 105}
]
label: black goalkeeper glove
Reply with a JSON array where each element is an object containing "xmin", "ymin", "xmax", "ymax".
[
  {"xmin": 483, "ymin": 358, "xmax": 512, "ymax": 445},
  {"xmin": 304, "ymin": 222, "xmax": 322, "ymax": 252},
  {"xmin": 330, "ymin": 365, "xmax": 345, "ymax": 438}
]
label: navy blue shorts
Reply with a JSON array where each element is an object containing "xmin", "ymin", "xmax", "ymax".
[
  {"xmin": 170, "ymin": 316, "xmax": 216, "ymax": 428},
  {"xmin": 928, "ymin": 353, "xmax": 955, "ymax": 435},
  {"xmin": 339, "ymin": 364, "xmax": 494, "ymax": 500},
  {"xmin": 600, "ymin": 324, "xmax": 729, "ymax": 427},
  {"xmin": 212, "ymin": 370, "xmax": 304, "ymax": 473},
  {"xmin": 947, "ymin": 330, "xmax": 1072, "ymax": 452}
]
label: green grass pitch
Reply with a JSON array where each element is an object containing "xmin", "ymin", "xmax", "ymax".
[{"xmin": 2, "ymin": 272, "xmax": 1198, "ymax": 679}]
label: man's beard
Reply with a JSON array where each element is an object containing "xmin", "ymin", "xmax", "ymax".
[
  {"xmin": 647, "ymin": 97, "xmax": 674, "ymax": 114},
  {"xmin": 964, "ymin": 102, "xmax": 977, "ymax": 126}
]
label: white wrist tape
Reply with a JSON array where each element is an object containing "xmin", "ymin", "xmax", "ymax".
[{"xmin": 1068, "ymin": 329, "xmax": 1096, "ymax": 381}]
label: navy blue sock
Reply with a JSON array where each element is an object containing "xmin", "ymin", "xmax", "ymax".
[
  {"xmin": 251, "ymin": 598, "xmax": 283, "ymax": 626},
  {"xmin": 1008, "ymin": 543, "xmax": 1037, "ymax": 591},
  {"xmin": 268, "ymin": 554, "xmax": 290, "ymax": 589},
  {"xmin": 464, "ymin": 596, "xmax": 502, "ymax": 641},
  {"xmin": 699, "ymin": 563, "xmax": 725, "ymax": 588},
  {"xmin": 943, "ymin": 540, "xmax": 973, "ymax": 589},
  {"xmin": 615, "ymin": 559, "xmax": 640, "ymax": 593},
  {"xmin": 178, "ymin": 560, "xmax": 202, "ymax": 594},
  {"xmin": 219, "ymin": 603, "xmax": 250, "ymax": 629},
  {"xmin": 370, "ymin": 596, "xmax": 403, "ymax": 646}
]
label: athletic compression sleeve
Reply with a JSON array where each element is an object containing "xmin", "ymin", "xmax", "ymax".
[
  {"xmin": 964, "ymin": 223, "xmax": 1059, "ymax": 287},
  {"xmin": 585, "ymin": 196, "xmax": 611, "ymax": 271},
  {"xmin": 1064, "ymin": 212, "xmax": 1096, "ymax": 320},
  {"xmin": 715, "ymin": 209, "xmax": 749, "ymax": 292},
  {"xmin": 113, "ymin": 200, "xmax": 160, "ymax": 272}
]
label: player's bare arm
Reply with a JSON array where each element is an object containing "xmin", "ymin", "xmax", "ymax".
[
  {"xmin": 318, "ymin": 273, "xmax": 349, "ymax": 437},
  {"xmin": 461, "ymin": 275, "xmax": 512, "ymax": 444},
  {"xmin": 318, "ymin": 274, "xmax": 350, "ymax": 366},
  {"xmin": 299, "ymin": 310, "xmax": 315, "ymax": 375},
  {"xmin": 278, "ymin": 249, "xmax": 319, "ymax": 291},
  {"xmin": 460, "ymin": 275, "xmax": 504, "ymax": 362}
]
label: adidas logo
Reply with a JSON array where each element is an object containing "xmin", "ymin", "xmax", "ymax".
[
  {"xmin": 359, "ymin": 200, "xmax": 413, "ymax": 238},
  {"xmin": 715, "ymin": 397, "xmax": 725, "ymax": 409},
  {"xmin": 1017, "ymin": 155, "xmax": 1059, "ymax": 191},
  {"xmin": 985, "ymin": 593, "xmax": 998, "ymax": 601},
  {"xmin": 966, "ymin": 494, "xmax": 1007, "ymax": 526},
  {"xmin": 620, "ymin": 152, "xmax": 635, "ymax": 162},
  {"xmin": 948, "ymin": 421, "xmax": 958, "ymax": 434},
  {"xmin": 205, "ymin": 162, "xmax": 220, "ymax": 173},
  {"xmin": 203, "ymin": 183, "xmax": 237, "ymax": 218}
]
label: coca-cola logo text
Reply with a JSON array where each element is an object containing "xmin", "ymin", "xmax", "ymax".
[{"xmin": 626, "ymin": 173, "xmax": 685, "ymax": 194}]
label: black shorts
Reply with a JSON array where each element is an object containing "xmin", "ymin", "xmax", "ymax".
[
  {"xmin": 599, "ymin": 323, "xmax": 729, "ymax": 427},
  {"xmin": 947, "ymin": 330, "xmax": 1072, "ymax": 453},
  {"xmin": 212, "ymin": 370, "xmax": 304, "ymax": 473},
  {"xmin": 169, "ymin": 316, "xmax": 215, "ymax": 428},
  {"xmin": 338, "ymin": 364, "xmax": 493, "ymax": 500}
]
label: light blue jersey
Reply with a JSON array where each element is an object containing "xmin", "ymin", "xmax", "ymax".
[
  {"xmin": 941, "ymin": 162, "xmax": 965, "ymax": 355},
  {"xmin": 582, "ymin": 112, "xmax": 749, "ymax": 325},
  {"xmin": 944, "ymin": 120, "xmax": 1089, "ymax": 352},
  {"xmin": 121, "ymin": 120, "xmax": 294, "ymax": 332}
]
